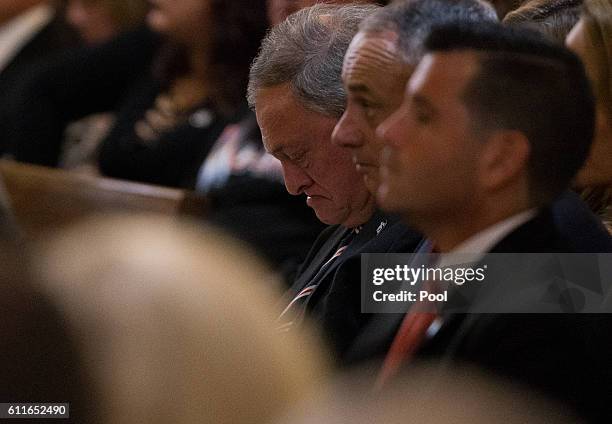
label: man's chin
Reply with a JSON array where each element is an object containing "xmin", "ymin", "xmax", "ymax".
[
  {"xmin": 313, "ymin": 210, "xmax": 342, "ymax": 226},
  {"xmin": 363, "ymin": 174, "xmax": 380, "ymax": 196},
  {"xmin": 309, "ymin": 203, "xmax": 346, "ymax": 226},
  {"xmin": 377, "ymin": 184, "xmax": 403, "ymax": 213}
]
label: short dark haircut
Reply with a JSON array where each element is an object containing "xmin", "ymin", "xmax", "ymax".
[
  {"xmin": 425, "ymin": 23, "xmax": 595, "ymax": 206},
  {"xmin": 360, "ymin": 0, "xmax": 498, "ymax": 64}
]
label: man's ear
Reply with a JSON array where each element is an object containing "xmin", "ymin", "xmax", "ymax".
[{"xmin": 478, "ymin": 129, "xmax": 530, "ymax": 191}]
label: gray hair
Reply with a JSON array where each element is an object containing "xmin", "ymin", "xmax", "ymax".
[
  {"xmin": 247, "ymin": 3, "xmax": 379, "ymax": 117},
  {"xmin": 360, "ymin": 0, "xmax": 498, "ymax": 65}
]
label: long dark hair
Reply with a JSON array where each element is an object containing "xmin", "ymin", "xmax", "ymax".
[{"xmin": 154, "ymin": 0, "xmax": 269, "ymax": 118}]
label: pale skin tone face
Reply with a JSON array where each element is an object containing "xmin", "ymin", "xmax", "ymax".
[
  {"xmin": 255, "ymin": 84, "xmax": 376, "ymax": 228},
  {"xmin": 332, "ymin": 30, "xmax": 413, "ymax": 195},
  {"xmin": 377, "ymin": 52, "xmax": 531, "ymax": 251},
  {"xmin": 566, "ymin": 19, "xmax": 612, "ymax": 188}
]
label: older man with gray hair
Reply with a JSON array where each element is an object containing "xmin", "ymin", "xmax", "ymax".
[{"xmin": 248, "ymin": 3, "xmax": 421, "ymax": 361}]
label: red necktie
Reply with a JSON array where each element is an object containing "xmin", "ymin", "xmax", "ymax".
[
  {"xmin": 375, "ymin": 310, "xmax": 437, "ymax": 389},
  {"xmin": 375, "ymin": 244, "xmax": 441, "ymax": 389}
]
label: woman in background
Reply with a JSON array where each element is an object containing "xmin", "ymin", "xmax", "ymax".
[
  {"xmin": 566, "ymin": 0, "xmax": 612, "ymax": 231},
  {"xmin": 96, "ymin": 0, "xmax": 268, "ymax": 187},
  {"xmin": 8, "ymin": 0, "xmax": 268, "ymax": 188},
  {"xmin": 60, "ymin": 0, "xmax": 149, "ymax": 171}
]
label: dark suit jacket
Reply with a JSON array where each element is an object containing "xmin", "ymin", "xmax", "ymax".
[
  {"xmin": 0, "ymin": 11, "xmax": 78, "ymax": 96},
  {"xmin": 96, "ymin": 79, "xmax": 231, "ymax": 188},
  {"xmin": 0, "ymin": 11, "xmax": 79, "ymax": 155},
  {"xmin": 347, "ymin": 200, "xmax": 611, "ymax": 422},
  {"xmin": 3, "ymin": 26, "xmax": 160, "ymax": 165},
  {"xmin": 345, "ymin": 192, "xmax": 612, "ymax": 367},
  {"xmin": 415, "ymin": 209, "xmax": 612, "ymax": 422},
  {"xmin": 289, "ymin": 210, "xmax": 422, "ymax": 362}
]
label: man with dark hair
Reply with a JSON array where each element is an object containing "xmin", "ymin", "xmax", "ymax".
[
  {"xmin": 380, "ymin": 23, "xmax": 595, "ymax": 221},
  {"xmin": 371, "ymin": 22, "xmax": 612, "ymax": 421}
]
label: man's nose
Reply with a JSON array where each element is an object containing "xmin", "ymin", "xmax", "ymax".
[
  {"xmin": 332, "ymin": 111, "xmax": 364, "ymax": 149},
  {"xmin": 282, "ymin": 162, "xmax": 314, "ymax": 195},
  {"xmin": 377, "ymin": 108, "xmax": 404, "ymax": 149}
]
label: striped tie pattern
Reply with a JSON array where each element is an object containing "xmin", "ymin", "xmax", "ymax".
[{"xmin": 277, "ymin": 230, "xmax": 357, "ymax": 332}]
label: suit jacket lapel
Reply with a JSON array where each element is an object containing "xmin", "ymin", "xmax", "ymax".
[{"xmin": 290, "ymin": 225, "xmax": 352, "ymax": 294}]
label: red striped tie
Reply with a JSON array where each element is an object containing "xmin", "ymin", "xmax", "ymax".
[
  {"xmin": 375, "ymin": 244, "xmax": 441, "ymax": 388},
  {"xmin": 277, "ymin": 232, "xmax": 355, "ymax": 332}
]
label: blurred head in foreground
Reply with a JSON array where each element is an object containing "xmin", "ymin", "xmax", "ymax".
[
  {"xmin": 276, "ymin": 364, "xmax": 584, "ymax": 424},
  {"xmin": 36, "ymin": 214, "xmax": 328, "ymax": 424},
  {"xmin": 0, "ymin": 241, "xmax": 92, "ymax": 420}
]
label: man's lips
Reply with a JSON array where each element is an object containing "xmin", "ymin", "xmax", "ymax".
[
  {"xmin": 306, "ymin": 193, "xmax": 327, "ymax": 200},
  {"xmin": 306, "ymin": 194, "xmax": 328, "ymax": 208}
]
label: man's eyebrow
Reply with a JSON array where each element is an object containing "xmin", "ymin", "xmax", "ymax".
[
  {"xmin": 264, "ymin": 141, "xmax": 287, "ymax": 157},
  {"xmin": 412, "ymin": 93, "xmax": 436, "ymax": 112},
  {"xmin": 347, "ymin": 83, "xmax": 371, "ymax": 94}
]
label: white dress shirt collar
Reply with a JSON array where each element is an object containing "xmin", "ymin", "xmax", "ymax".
[{"xmin": 437, "ymin": 209, "xmax": 537, "ymax": 269}]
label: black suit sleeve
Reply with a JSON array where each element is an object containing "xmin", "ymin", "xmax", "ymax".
[{"xmin": 4, "ymin": 26, "xmax": 160, "ymax": 166}]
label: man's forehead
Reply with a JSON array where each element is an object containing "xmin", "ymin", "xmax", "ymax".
[
  {"xmin": 255, "ymin": 84, "xmax": 295, "ymax": 147},
  {"xmin": 344, "ymin": 30, "xmax": 402, "ymax": 72},
  {"xmin": 349, "ymin": 30, "xmax": 401, "ymax": 52},
  {"xmin": 409, "ymin": 51, "xmax": 478, "ymax": 94},
  {"xmin": 255, "ymin": 85, "xmax": 331, "ymax": 155}
]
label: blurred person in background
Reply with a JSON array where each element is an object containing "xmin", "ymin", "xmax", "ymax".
[
  {"xmin": 37, "ymin": 214, "xmax": 328, "ymax": 424},
  {"xmin": 503, "ymin": 0, "xmax": 582, "ymax": 43},
  {"xmin": 60, "ymin": 0, "xmax": 149, "ymax": 172},
  {"xmin": 7, "ymin": 0, "xmax": 268, "ymax": 189},
  {"xmin": 0, "ymin": 0, "xmax": 78, "ymax": 93},
  {"xmin": 0, "ymin": 0, "xmax": 78, "ymax": 143},
  {"xmin": 4, "ymin": 0, "xmax": 326, "ymax": 284},
  {"xmin": 65, "ymin": 0, "xmax": 148, "ymax": 45},
  {"xmin": 566, "ymin": 0, "xmax": 612, "ymax": 232},
  {"xmin": 95, "ymin": 0, "xmax": 268, "ymax": 187}
]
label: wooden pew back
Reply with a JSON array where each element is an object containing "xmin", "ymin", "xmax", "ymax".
[{"xmin": 0, "ymin": 160, "xmax": 197, "ymax": 237}]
